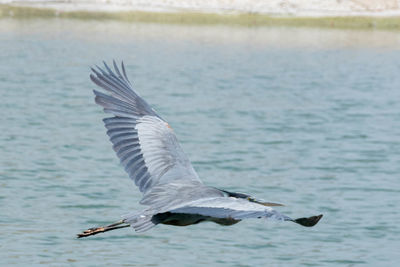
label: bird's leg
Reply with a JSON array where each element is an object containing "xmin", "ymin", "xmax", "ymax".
[{"xmin": 77, "ymin": 220, "xmax": 130, "ymax": 238}]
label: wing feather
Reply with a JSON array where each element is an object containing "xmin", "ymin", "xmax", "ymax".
[
  {"xmin": 169, "ymin": 197, "xmax": 292, "ymax": 221},
  {"xmin": 91, "ymin": 61, "xmax": 202, "ymax": 195}
]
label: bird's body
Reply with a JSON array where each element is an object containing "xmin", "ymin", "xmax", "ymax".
[{"xmin": 77, "ymin": 61, "xmax": 322, "ymax": 238}]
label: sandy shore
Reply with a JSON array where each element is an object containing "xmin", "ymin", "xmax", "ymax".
[
  {"xmin": 1, "ymin": 1, "xmax": 400, "ymax": 29},
  {"xmin": 2, "ymin": 0, "xmax": 400, "ymax": 17}
]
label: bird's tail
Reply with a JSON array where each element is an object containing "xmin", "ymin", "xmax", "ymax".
[
  {"xmin": 77, "ymin": 220, "xmax": 130, "ymax": 238},
  {"xmin": 122, "ymin": 211, "xmax": 158, "ymax": 233}
]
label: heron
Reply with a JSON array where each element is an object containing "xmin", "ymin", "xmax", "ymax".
[{"xmin": 77, "ymin": 61, "xmax": 323, "ymax": 238}]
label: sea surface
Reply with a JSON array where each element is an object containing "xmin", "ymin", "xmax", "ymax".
[{"xmin": 1, "ymin": 18, "xmax": 400, "ymax": 266}]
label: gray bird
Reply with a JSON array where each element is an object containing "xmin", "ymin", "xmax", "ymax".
[{"xmin": 77, "ymin": 61, "xmax": 323, "ymax": 238}]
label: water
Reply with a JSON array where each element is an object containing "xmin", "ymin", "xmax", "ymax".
[{"xmin": 1, "ymin": 18, "xmax": 400, "ymax": 266}]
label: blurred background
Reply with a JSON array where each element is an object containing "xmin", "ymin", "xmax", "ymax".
[{"xmin": 1, "ymin": 1, "xmax": 400, "ymax": 266}]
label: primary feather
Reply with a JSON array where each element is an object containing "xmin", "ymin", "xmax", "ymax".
[{"xmin": 92, "ymin": 61, "xmax": 201, "ymax": 195}]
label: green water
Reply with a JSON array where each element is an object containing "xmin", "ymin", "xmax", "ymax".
[{"xmin": 1, "ymin": 18, "xmax": 400, "ymax": 266}]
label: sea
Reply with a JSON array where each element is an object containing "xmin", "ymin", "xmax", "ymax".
[{"xmin": 1, "ymin": 18, "xmax": 400, "ymax": 266}]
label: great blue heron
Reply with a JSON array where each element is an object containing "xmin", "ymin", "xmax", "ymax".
[{"xmin": 77, "ymin": 61, "xmax": 323, "ymax": 238}]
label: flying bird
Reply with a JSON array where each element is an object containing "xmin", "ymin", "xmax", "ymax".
[{"xmin": 77, "ymin": 61, "xmax": 323, "ymax": 238}]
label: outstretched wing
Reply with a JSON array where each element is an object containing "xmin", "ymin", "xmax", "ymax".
[
  {"xmin": 169, "ymin": 197, "xmax": 292, "ymax": 221},
  {"xmin": 91, "ymin": 61, "xmax": 202, "ymax": 194},
  {"xmin": 168, "ymin": 197, "xmax": 323, "ymax": 227}
]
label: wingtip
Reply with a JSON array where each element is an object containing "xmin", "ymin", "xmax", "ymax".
[
  {"xmin": 90, "ymin": 67, "xmax": 100, "ymax": 77},
  {"xmin": 294, "ymin": 214, "xmax": 323, "ymax": 227}
]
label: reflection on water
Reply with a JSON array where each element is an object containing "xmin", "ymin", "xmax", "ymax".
[{"xmin": 1, "ymin": 18, "xmax": 400, "ymax": 266}]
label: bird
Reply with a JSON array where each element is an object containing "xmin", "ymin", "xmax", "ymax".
[{"xmin": 77, "ymin": 61, "xmax": 323, "ymax": 238}]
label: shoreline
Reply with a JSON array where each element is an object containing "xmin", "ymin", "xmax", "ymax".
[
  {"xmin": 3, "ymin": 0, "xmax": 400, "ymax": 17},
  {"xmin": 1, "ymin": 3, "xmax": 400, "ymax": 30}
]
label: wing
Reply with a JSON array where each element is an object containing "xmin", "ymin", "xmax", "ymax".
[
  {"xmin": 168, "ymin": 197, "xmax": 323, "ymax": 227},
  {"xmin": 91, "ymin": 61, "xmax": 202, "ymax": 194},
  {"xmin": 139, "ymin": 183, "xmax": 224, "ymax": 208},
  {"xmin": 169, "ymin": 197, "xmax": 292, "ymax": 221}
]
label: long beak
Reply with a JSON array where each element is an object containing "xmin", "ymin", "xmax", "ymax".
[{"xmin": 247, "ymin": 197, "xmax": 284, "ymax": 207}]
